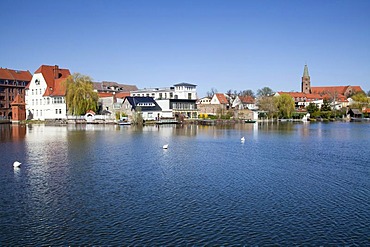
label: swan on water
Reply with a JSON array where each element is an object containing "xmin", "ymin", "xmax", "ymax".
[
  {"xmin": 163, "ymin": 144, "xmax": 169, "ymax": 149},
  {"xmin": 241, "ymin": 137, "xmax": 245, "ymax": 142},
  {"xmin": 13, "ymin": 161, "xmax": 21, "ymax": 168}
]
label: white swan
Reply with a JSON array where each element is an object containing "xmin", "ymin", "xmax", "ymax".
[
  {"xmin": 13, "ymin": 161, "xmax": 21, "ymax": 168},
  {"xmin": 163, "ymin": 144, "xmax": 169, "ymax": 149},
  {"xmin": 241, "ymin": 137, "xmax": 245, "ymax": 142}
]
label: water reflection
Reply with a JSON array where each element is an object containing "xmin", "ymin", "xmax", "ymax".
[{"xmin": 1, "ymin": 122, "xmax": 370, "ymax": 245}]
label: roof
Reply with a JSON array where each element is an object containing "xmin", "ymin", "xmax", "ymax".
[
  {"xmin": 311, "ymin": 85, "xmax": 363, "ymax": 96},
  {"xmin": 239, "ymin": 96, "xmax": 255, "ymax": 104},
  {"xmin": 33, "ymin": 65, "xmax": 71, "ymax": 96},
  {"xmin": 214, "ymin": 93, "xmax": 228, "ymax": 104},
  {"xmin": 174, "ymin": 82, "xmax": 197, "ymax": 87},
  {"xmin": 98, "ymin": 92, "xmax": 114, "ymax": 98},
  {"xmin": 278, "ymin": 92, "xmax": 323, "ymax": 100},
  {"xmin": 115, "ymin": 92, "xmax": 130, "ymax": 98},
  {"xmin": 11, "ymin": 94, "xmax": 25, "ymax": 105},
  {"xmin": 0, "ymin": 68, "xmax": 32, "ymax": 82},
  {"xmin": 93, "ymin": 81, "xmax": 138, "ymax": 92},
  {"xmin": 303, "ymin": 64, "xmax": 310, "ymax": 77},
  {"xmin": 124, "ymin": 96, "xmax": 162, "ymax": 112}
]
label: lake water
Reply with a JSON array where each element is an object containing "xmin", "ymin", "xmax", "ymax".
[{"xmin": 0, "ymin": 122, "xmax": 369, "ymax": 245}]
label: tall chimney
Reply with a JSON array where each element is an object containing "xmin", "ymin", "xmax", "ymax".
[{"xmin": 54, "ymin": 65, "xmax": 59, "ymax": 79}]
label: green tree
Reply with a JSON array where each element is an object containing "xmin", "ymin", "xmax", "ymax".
[
  {"xmin": 306, "ymin": 103, "xmax": 319, "ymax": 114},
  {"xmin": 367, "ymin": 90, "xmax": 370, "ymax": 97},
  {"xmin": 321, "ymin": 99, "xmax": 331, "ymax": 111},
  {"xmin": 351, "ymin": 92, "xmax": 369, "ymax": 109},
  {"xmin": 257, "ymin": 87, "xmax": 274, "ymax": 97},
  {"xmin": 65, "ymin": 73, "xmax": 99, "ymax": 115},
  {"xmin": 274, "ymin": 94, "xmax": 295, "ymax": 119}
]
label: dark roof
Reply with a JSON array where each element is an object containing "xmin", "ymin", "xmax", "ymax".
[
  {"xmin": 125, "ymin": 97, "xmax": 162, "ymax": 112},
  {"xmin": 93, "ymin": 81, "xmax": 138, "ymax": 92},
  {"xmin": 174, "ymin": 82, "xmax": 197, "ymax": 87}
]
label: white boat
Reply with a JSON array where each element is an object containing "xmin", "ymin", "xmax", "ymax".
[{"xmin": 118, "ymin": 120, "xmax": 131, "ymax": 125}]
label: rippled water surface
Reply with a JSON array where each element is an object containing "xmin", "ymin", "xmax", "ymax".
[{"xmin": 1, "ymin": 122, "xmax": 369, "ymax": 245}]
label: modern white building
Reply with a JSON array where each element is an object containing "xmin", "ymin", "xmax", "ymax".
[
  {"xmin": 25, "ymin": 65, "xmax": 71, "ymax": 120},
  {"xmin": 131, "ymin": 82, "xmax": 197, "ymax": 100},
  {"xmin": 130, "ymin": 82, "xmax": 198, "ymax": 119}
]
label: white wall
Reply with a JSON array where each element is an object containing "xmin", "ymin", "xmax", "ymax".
[{"xmin": 25, "ymin": 73, "xmax": 67, "ymax": 120}]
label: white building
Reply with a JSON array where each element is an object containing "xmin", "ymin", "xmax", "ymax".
[
  {"xmin": 131, "ymin": 82, "xmax": 197, "ymax": 100},
  {"xmin": 25, "ymin": 65, "xmax": 71, "ymax": 120}
]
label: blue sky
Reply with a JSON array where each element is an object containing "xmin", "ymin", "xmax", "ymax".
[{"xmin": 2, "ymin": 0, "xmax": 370, "ymax": 97}]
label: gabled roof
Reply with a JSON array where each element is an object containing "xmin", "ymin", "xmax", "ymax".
[
  {"xmin": 0, "ymin": 68, "xmax": 32, "ymax": 82},
  {"xmin": 214, "ymin": 93, "xmax": 228, "ymax": 104},
  {"xmin": 11, "ymin": 94, "xmax": 25, "ymax": 105},
  {"xmin": 33, "ymin": 65, "xmax": 71, "ymax": 96},
  {"xmin": 124, "ymin": 96, "xmax": 162, "ymax": 112},
  {"xmin": 239, "ymin": 96, "xmax": 255, "ymax": 104},
  {"xmin": 93, "ymin": 81, "xmax": 138, "ymax": 92}
]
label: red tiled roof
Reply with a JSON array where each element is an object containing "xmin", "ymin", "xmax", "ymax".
[
  {"xmin": 34, "ymin": 65, "xmax": 71, "ymax": 96},
  {"xmin": 98, "ymin": 92, "xmax": 114, "ymax": 98},
  {"xmin": 278, "ymin": 92, "xmax": 323, "ymax": 100},
  {"xmin": 363, "ymin": 108, "xmax": 370, "ymax": 114},
  {"xmin": 0, "ymin": 68, "xmax": 32, "ymax": 82},
  {"xmin": 215, "ymin": 93, "xmax": 228, "ymax": 104},
  {"xmin": 311, "ymin": 86, "xmax": 363, "ymax": 96},
  {"xmin": 115, "ymin": 92, "xmax": 130, "ymax": 99},
  {"xmin": 239, "ymin": 96, "xmax": 255, "ymax": 104}
]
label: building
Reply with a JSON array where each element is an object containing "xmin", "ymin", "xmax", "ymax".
[
  {"xmin": 93, "ymin": 81, "xmax": 138, "ymax": 94},
  {"xmin": 131, "ymin": 82, "xmax": 197, "ymax": 100},
  {"xmin": 0, "ymin": 68, "xmax": 32, "ymax": 119},
  {"xmin": 280, "ymin": 65, "xmax": 364, "ymax": 111},
  {"xmin": 11, "ymin": 94, "xmax": 27, "ymax": 122},
  {"xmin": 25, "ymin": 65, "xmax": 71, "ymax": 120},
  {"xmin": 121, "ymin": 96, "xmax": 162, "ymax": 121},
  {"xmin": 131, "ymin": 82, "xmax": 198, "ymax": 119},
  {"xmin": 232, "ymin": 95, "xmax": 256, "ymax": 110}
]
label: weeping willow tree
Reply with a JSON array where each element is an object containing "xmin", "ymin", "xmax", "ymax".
[{"xmin": 65, "ymin": 73, "xmax": 99, "ymax": 115}]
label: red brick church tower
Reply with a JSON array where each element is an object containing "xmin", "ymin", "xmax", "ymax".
[{"xmin": 301, "ymin": 64, "xmax": 311, "ymax": 94}]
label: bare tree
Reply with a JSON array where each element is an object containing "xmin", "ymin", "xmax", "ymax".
[
  {"xmin": 206, "ymin": 88, "xmax": 218, "ymax": 98},
  {"xmin": 239, "ymin": 89, "xmax": 255, "ymax": 98},
  {"xmin": 257, "ymin": 87, "xmax": 274, "ymax": 97}
]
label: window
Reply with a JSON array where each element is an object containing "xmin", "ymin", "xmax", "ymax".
[
  {"xmin": 59, "ymin": 109, "xmax": 62, "ymax": 114},
  {"xmin": 188, "ymin": 93, "xmax": 192, "ymax": 99},
  {"xmin": 55, "ymin": 109, "xmax": 58, "ymax": 114},
  {"xmin": 32, "ymin": 89, "xmax": 34, "ymax": 95}
]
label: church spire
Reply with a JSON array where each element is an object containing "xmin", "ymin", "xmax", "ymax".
[
  {"xmin": 301, "ymin": 64, "xmax": 311, "ymax": 94},
  {"xmin": 303, "ymin": 64, "xmax": 309, "ymax": 77}
]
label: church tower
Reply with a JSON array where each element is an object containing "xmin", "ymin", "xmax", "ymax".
[{"xmin": 301, "ymin": 64, "xmax": 311, "ymax": 94}]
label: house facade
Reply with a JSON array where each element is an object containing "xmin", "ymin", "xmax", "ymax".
[
  {"xmin": 131, "ymin": 82, "xmax": 197, "ymax": 100},
  {"xmin": 0, "ymin": 68, "xmax": 32, "ymax": 119},
  {"xmin": 232, "ymin": 95, "xmax": 256, "ymax": 110},
  {"xmin": 121, "ymin": 96, "xmax": 163, "ymax": 121},
  {"xmin": 25, "ymin": 65, "xmax": 71, "ymax": 120}
]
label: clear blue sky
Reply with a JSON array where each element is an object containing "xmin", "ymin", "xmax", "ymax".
[{"xmin": 2, "ymin": 0, "xmax": 369, "ymax": 97}]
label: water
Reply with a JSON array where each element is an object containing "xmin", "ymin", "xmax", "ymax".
[{"xmin": 0, "ymin": 122, "xmax": 369, "ymax": 245}]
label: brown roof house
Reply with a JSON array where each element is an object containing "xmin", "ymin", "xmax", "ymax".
[{"xmin": 0, "ymin": 68, "xmax": 32, "ymax": 119}]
